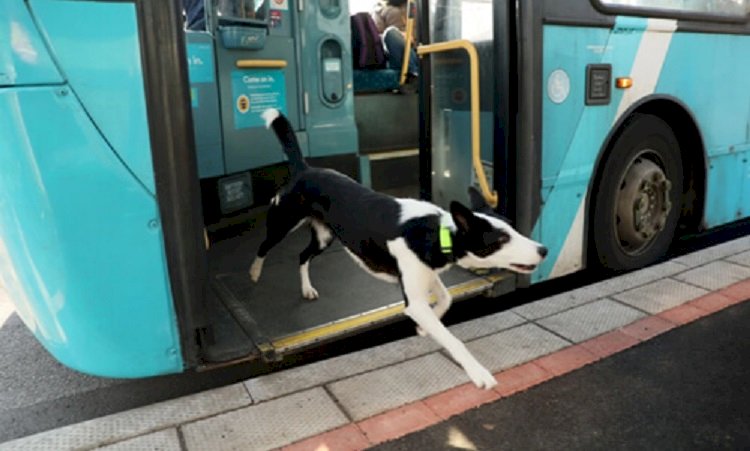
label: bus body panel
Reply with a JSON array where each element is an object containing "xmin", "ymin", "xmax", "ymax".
[
  {"xmin": 656, "ymin": 32, "xmax": 750, "ymax": 227},
  {"xmin": 298, "ymin": 1, "xmax": 359, "ymax": 159},
  {"xmin": 0, "ymin": 5, "xmax": 184, "ymax": 377},
  {"xmin": 0, "ymin": 0, "xmax": 62, "ymax": 86},
  {"xmin": 536, "ymin": 16, "xmax": 750, "ymax": 282},
  {"xmin": 535, "ymin": 18, "xmax": 648, "ymax": 281},
  {"xmin": 29, "ymin": 0, "xmax": 157, "ymax": 195}
]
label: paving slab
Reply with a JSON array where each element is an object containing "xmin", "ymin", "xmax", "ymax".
[
  {"xmin": 672, "ymin": 236, "xmax": 750, "ymax": 267},
  {"xmin": 613, "ymin": 278, "xmax": 708, "ymax": 314},
  {"xmin": 245, "ymin": 335, "xmax": 440, "ymax": 403},
  {"xmin": 511, "ymin": 285, "xmax": 607, "ymax": 321},
  {"xmin": 95, "ymin": 428, "xmax": 181, "ymax": 451},
  {"xmin": 727, "ymin": 250, "xmax": 750, "ymax": 267},
  {"xmin": 327, "ymin": 353, "xmax": 467, "ymax": 421},
  {"xmin": 672, "ymin": 261, "xmax": 750, "ymax": 291},
  {"xmin": 464, "ymin": 323, "xmax": 570, "ymax": 373},
  {"xmin": 181, "ymin": 388, "xmax": 347, "ymax": 451},
  {"xmin": 512, "ymin": 262, "xmax": 688, "ymax": 320},
  {"xmin": 537, "ymin": 299, "xmax": 646, "ymax": 343},
  {"xmin": 0, "ymin": 384, "xmax": 251, "ymax": 451},
  {"xmin": 449, "ymin": 310, "xmax": 527, "ymax": 342}
]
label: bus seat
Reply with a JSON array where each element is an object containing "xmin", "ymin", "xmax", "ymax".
[{"xmin": 353, "ymin": 68, "xmax": 400, "ymax": 93}]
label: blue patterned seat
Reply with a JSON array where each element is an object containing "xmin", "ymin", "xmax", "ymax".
[{"xmin": 353, "ymin": 69, "xmax": 400, "ymax": 93}]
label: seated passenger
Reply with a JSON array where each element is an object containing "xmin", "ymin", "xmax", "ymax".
[{"xmin": 371, "ymin": 0, "xmax": 419, "ymax": 86}]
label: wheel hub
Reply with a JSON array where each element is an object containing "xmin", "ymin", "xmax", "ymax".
[{"xmin": 616, "ymin": 155, "xmax": 672, "ymax": 254}]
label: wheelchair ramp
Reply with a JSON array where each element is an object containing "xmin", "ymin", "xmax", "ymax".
[{"xmin": 207, "ymin": 217, "xmax": 513, "ymax": 358}]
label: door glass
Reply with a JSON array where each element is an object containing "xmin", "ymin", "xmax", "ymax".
[
  {"xmin": 217, "ymin": 0, "xmax": 268, "ymax": 24},
  {"xmin": 429, "ymin": 0, "xmax": 494, "ymax": 208}
]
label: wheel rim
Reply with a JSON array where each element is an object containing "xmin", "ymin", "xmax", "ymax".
[{"xmin": 614, "ymin": 150, "xmax": 673, "ymax": 256}]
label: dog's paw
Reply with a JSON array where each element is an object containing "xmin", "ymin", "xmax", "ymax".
[
  {"xmin": 249, "ymin": 258, "xmax": 264, "ymax": 282},
  {"xmin": 302, "ymin": 285, "xmax": 319, "ymax": 300},
  {"xmin": 466, "ymin": 362, "xmax": 497, "ymax": 390}
]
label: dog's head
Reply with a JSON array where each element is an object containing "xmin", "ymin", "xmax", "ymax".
[{"xmin": 450, "ymin": 187, "xmax": 547, "ymax": 274}]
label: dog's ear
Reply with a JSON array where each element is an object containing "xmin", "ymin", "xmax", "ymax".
[
  {"xmin": 467, "ymin": 186, "xmax": 488, "ymax": 211},
  {"xmin": 450, "ymin": 201, "xmax": 475, "ymax": 233}
]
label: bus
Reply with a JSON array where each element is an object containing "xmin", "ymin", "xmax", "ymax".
[{"xmin": 1, "ymin": 0, "xmax": 749, "ymax": 378}]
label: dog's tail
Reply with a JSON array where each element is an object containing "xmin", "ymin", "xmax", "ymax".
[{"xmin": 262, "ymin": 108, "xmax": 308, "ymax": 175}]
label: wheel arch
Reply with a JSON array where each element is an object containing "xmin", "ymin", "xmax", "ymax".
[{"xmin": 583, "ymin": 95, "xmax": 708, "ymax": 268}]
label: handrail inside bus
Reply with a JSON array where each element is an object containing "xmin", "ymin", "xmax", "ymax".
[
  {"xmin": 416, "ymin": 40, "xmax": 499, "ymax": 208},
  {"xmin": 399, "ymin": 0, "xmax": 417, "ymax": 85},
  {"xmin": 235, "ymin": 59, "xmax": 288, "ymax": 69}
]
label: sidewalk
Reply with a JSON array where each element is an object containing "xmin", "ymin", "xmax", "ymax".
[
  {"xmin": 2, "ymin": 236, "xmax": 750, "ymax": 451},
  {"xmin": 373, "ymin": 300, "xmax": 750, "ymax": 450}
]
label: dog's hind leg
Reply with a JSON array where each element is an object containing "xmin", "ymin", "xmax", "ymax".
[
  {"xmin": 250, "ymin": 204, "xmax": 308, "ymax": 282},
  {"xmin": 298, "ymin": 219, "xmax": 333, "ymax": 300}
]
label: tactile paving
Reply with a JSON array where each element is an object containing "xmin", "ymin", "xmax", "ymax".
[
  {"xmin": 464, "ymin": 323, "xmax": 570, "ymax": 372},
  {"xmin": 327, "ymin": 353, "xmax": 467, "ymax": 421},
  {"xmin": 613, "ymin": 278, "xmax": 708, "ymax": 314},
  {"xmin": 0, "ymin": 384, "xmax": 250, "ymax": 451},
  {"xmin": 537, "ymin": 299, "xmax": 646, "ymax": 343},
  {"xmin": 672, "ymin": 261, "xmax": 750, "ymax": 291},
  {"xmin": 96, "ymin": 428, "xmax": 181, "ymax": 451},
  {"xmin": 181, "ymin": 387, "xmax": 348, "ymax": 451}
]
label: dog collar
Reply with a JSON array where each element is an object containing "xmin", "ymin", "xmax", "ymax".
[{"xmin": 440, "ymin": 226, "xmax": 453, "ymax": 255}]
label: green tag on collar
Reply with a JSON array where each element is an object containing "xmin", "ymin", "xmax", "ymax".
[{"xmin": 440, "ymin": 226, "xmax": 453, "ymax": 255}]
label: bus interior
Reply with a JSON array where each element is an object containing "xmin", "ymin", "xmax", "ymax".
[{"xmin": 187, "ymin": 0, "xmax": 514, "ymax": 364}]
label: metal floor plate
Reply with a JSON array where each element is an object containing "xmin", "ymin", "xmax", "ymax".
[{"xmin": 207, "ymin": 208, "xmax": 511, "ymax": 355}]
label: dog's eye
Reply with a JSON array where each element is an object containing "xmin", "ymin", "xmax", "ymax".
[{"xmin": 497, "ymin": 231, "xmax": 510, "ymax": 245}]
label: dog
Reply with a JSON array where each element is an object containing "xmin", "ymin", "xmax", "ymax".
[{"xmin": 250, "ymin": 108, "xmax": 547, "ymax": 389}]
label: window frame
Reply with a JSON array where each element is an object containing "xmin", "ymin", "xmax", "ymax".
[{"xmin": 591, "ymin": 0, "xmax": 750, "ymax": 24}]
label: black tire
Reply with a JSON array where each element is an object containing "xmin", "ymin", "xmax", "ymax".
[{"xmin": 592, "ymin": 114, "xmax": 683, "ymax": 271}]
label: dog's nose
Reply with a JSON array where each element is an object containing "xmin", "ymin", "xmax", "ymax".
[{"xmin": 538, "ymin": 246, "xmax": 548, "ymax": 259}]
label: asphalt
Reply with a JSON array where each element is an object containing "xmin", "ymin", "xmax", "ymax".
[{"xmin": 373, "ymin": 301, "xmax": 750, "ymax": 451}]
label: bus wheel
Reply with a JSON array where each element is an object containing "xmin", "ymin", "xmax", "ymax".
[{"xmin": 592, "ymin": 114, "xmax": 683, "ymax": 271}]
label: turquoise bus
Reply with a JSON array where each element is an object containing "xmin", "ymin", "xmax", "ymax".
[{"xmin": 1, "ymin": 0, "xmax": 749, "ymax": 378}]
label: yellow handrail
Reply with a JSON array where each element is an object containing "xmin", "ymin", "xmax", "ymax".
[
  {"xmin": 416, "ymin": 40, "xmax": 499, "ymax": 208},
  {"xmin": 235, "ymin": 59, "xmax": 288, "ymax": 69},
  {"xmin": 399, "ymin": 0, "xmax": 417, "ymax": 85}
]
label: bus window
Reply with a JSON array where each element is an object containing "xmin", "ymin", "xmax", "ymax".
[
  {"xmin": 598, "ymin": 0, "xmax": 749, "ymax": 16},
  {"xmin": 430, "ymin": 0, "xmax": 492, "ymax": 42},
  {"xmin": 217, "ymin": 0, "xmax": 268, "ymax": 23}
]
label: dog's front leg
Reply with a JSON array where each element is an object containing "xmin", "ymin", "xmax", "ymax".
[
  {"xmin": 416, "ymin": 275, "xmax": 453, "ymax": 337},
  {"xmin": 389, "ymin": 238, "xmax": 496, "ymax": 389},
  {"xmin": 404, "ymin": 292, "xmax": 497, "ymax": 389}
]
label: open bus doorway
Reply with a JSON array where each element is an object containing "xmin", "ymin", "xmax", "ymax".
[{"xmin": 187, "ymin": 0, "xmax": 515, "ymax": 367}]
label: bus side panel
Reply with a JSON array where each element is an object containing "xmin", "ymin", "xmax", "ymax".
[
  {"xmin": 534, "ymin": 20, "xmax": 645, "ymax": 282},
  {"xmin": 0, "ymin": 87, "xmax": 182, "ymax": 378},
  {"xmin": 28, "ymin": 0, "xmax": 157, "ymax": 195},
  {"xmin": 656, "ymin": 33, "xmax": 750, "ymax": 226},
  {"xmin": 0, "ymin": 0, "xmax": 62, "ymax": 86}
]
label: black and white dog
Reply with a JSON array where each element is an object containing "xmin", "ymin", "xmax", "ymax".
[{"xmin": 250, "ymin": 109, "xmax": 547, "ymax": 389}]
